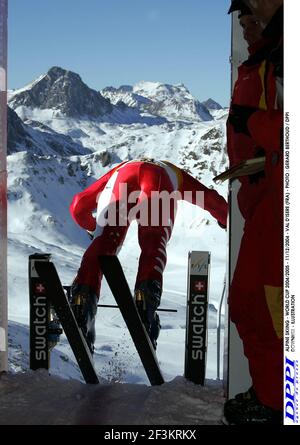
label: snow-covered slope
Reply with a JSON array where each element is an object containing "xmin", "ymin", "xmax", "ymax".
[
  {"xmin": 8, "ymin": 106, "xmax": 91, "ymax": 156},
  {"xmin": 7, "ymin": 67, "xmax": 229, "ymax": 403}
]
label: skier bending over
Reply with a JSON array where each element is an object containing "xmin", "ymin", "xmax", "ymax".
[{"xmin": 69, "ymin": 159, "xmax": 228, "ymax": 353}]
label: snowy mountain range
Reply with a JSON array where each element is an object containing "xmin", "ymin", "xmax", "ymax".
[
  {"xmin": 7, "ymin": 66, "xmax": 229, "ymax": 395},
  {"xmin": 9, "ymin": 66, "xmax": 222, "ymax": 123},
  {"xmin": 101, "ymin": 81, "xmax": 214, "ymax": 122}
]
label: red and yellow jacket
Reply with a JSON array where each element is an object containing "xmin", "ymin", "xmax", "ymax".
[{"xmin": 227, "ymin": 6, "xmax": 283, "ymax": 219}]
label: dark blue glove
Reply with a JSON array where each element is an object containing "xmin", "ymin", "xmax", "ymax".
[{"xmin": 228, "ymin": 104, "xmax": 257, "ymax": 136}]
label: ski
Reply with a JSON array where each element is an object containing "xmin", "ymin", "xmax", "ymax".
[
  {"xmin": 99, "ymin": 255, "xmax": 164, "ymax": 386},
  {"xmin": 184, "ymin": 251, "xmax": 210, "ymax": 385},
  {"xmin": 29, "ymin": 254, "xmax": 99, "ymax": 384},
  {"xmin": 29, "ymin": 254, "xmax": 52, "ymax": 371}
]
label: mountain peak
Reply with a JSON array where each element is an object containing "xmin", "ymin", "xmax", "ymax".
[
  {"xmin": 133, "ymin": 81, "xmax": 190, "ymax": 99},
  {"xmin": 133, "ymin": 81, "xmax": 213, "ymax": 122},
  {"xmin": 46, "ymin": 66, "xmax": 82, "ymax": 83},
  {"xmin": 9, "ymin": 66, "xmax": 112, "ymax": 118},
  {"xmin": 47, "ymin": 66, "xmax": 68, "ymax": 76},
  {"xmin": 201, "ymin": 98, "xmax": 223, "ymax": 110}
]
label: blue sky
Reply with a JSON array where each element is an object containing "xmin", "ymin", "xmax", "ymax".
[{"xmin": 8, "ymin": 0, "xmax": 231, "ymax": 106}]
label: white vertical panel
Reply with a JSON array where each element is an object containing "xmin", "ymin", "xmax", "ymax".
[
  {"xmin": 224, "ymin": 12, "xmax": 252, "ymax": 398},
  {"xmin": 0, "ymin": 0, "xmax": 8, "ymax": 372}
]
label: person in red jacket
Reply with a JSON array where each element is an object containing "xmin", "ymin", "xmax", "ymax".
[
  {"xmin": 225, "ymin": 0, "xmax": 283, "ymax": 424},
  {"xmin": 227, "ymin": 2, "xmax": 267, "ymax": 221},
  {"xmin": 69, "ymin": 158, "xmax": 228, "ymax": 353}
]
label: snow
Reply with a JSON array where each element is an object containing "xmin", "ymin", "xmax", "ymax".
[
  {"xmin": 209, "ymin": 108, "xmax": 229, "ymax": 120},
  {"xmin": 0, "ymin": 370, "xmax": 224, "ymax": 425},
  {"xmin": 100, "ymin": 80, "xmax": 213, "ymax": 123},
  {"xmin": 3, "ymin": 320, "xmax": 225, "ymax": 425},
  {"xmin": 3, "ymin": 73, "xmax": 229, "ymax": 425}
]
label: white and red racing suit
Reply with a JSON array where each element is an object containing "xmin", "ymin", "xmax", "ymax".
[{"xmin": 70, "ymin": 160, "xmax": 228, "ymax": 296}]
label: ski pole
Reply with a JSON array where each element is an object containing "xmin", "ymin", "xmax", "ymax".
[
  {"xmin": 97, "ymin": 304, "xmax": 177, "ymax": 313},
  {"xmin": 63, "ymin": 287, "xmax": 177, "ymax": 312}
]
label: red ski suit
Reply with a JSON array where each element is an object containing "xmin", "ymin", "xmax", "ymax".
[
  {"xmin": 228, "ymin": 7, "xmax": 283, "ymax": 410},
  {"xmin": 70, "ymin": 160, "xmax": 227, "ymax": 296}
]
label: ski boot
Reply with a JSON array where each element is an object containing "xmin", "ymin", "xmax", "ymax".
[
  {"xmin": 223, "ymin": 386, "xmax": 283, "ymax": 425},
  {"xmin": 48, "ymin": 308, "xmax": 63, "ymax": 351},
  {"xmin": 134, "ymin": 280, "xmax": 162, "ymax": 350},
  {"xmin": 70, "ymin": 283, "xmax": 98, "ymax": 355}
]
